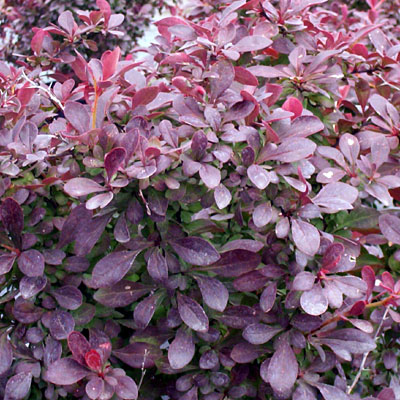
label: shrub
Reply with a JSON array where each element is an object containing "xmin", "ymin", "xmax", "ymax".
[{"xmin": 1, "ymin": 0, "xmax": 400, "ymax": 399}]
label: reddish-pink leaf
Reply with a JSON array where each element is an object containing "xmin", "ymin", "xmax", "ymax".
[
  {"xmin": 104, "ymin": 147, "xmax": 126, "ymax": 182},
  {"xmin": 234, "ymin": 66, "xmax": 258, "ymax": 86},
  {"xmin": 67, "ymin": 331, "xmax": 91, "ymax": 365},
  {"xmin": 132, "ymin": 87, "xmax": 159, "ymax": 110},
  {"xmin": 101, "ymin": 47, "xmax": 120, "ymax": 80},
  {"xmin": 1, "ymin": 197, "xmax": 23, "ymax": 248}
]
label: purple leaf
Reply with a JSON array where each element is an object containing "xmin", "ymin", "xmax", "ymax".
[
  {"xmin": 199, "ymin": 164, "xmax": 221, "ymax": 189},
  {"xmin": 194, "ymin": 275, "xmax": 228, "ymax": 312},
  {"xmin": 114, "ymin": 212, "xmax": 130, "ymax": 243},
  {"xmin": 231, "ymin": 341, "xmax": 261, "ymax": 363},
  {"xmin": 292, "ymin": 272, "xmax": 315, "ymax": 291},
  {"xmin": 1, "ymin": 197, "xmax": 23, "ymax": 248},
  {"xmin": 0, "ymin": 253, "xmax": 16, "ymax": 275},
  {"xmin": 247, "ymin": 65, "xmax": 286, "ymax": 78},
  {"xmin": 300, "ymin": 284, "xmax": 328, "ymax": 316},
  {"xmin": 147, "ymin": 248, "xmax": 168, "ymax": 283},
  {"xmin": 17, "ymin": 250, "xmax": 44, "ymax": 277},
  {"xmin": 115, "ymin": 375, "xmax": 138, "ymax": 400},
  {"xmin": 282, "ymin": 116, "xmax": 324, "ymax": 139},
  {"xmin": 339, "ymin": 134, "xmax": 359, "ymax": 165},
  {"xmin": 113, "ymin": 342, "xmax": 161, "ymax": 368},
  {"xmin": 191, "ymin": 130, "xmax": 208, "ymax": 160},
  {"xmin": 91, "ymin": 250, "xmax": 140, "ymax": 288},
  {"xmin": 210, "ymin": 250, "xmax": 261, "ymax": 277},
  {"xmin": 52, "ymin": 285, "xmax": 83, "ymax": 310},
  {"xmin": 220, "ymin": 239, "xmax": 263, "ymax": 253},
  {"xmin": 243, "ymin": 323, "xmax": 282, "ymax": 345},
  {"xmin": 67, "ymin": 331, "xmax": 91, "ymax": 365},
  {"xmin": 219, "ymin": 305, "xmax": 258, "ymax": 329},
  {"xmin": 253, "ymin": 203, "xmax": 272, "ymax": 228},
  {"xmin": 49, "ymin": 310, "xmax": 75, "ymax": 340},
  {"xmin": 58, "ymin": 10, "xmax": 75, "ymax": 35},
  {"xmin": 4, "ymin": 372, "xmax": 32, "ymax": 400},
  {"xmin": 64, "ymin": 101, "xmax": 90, "ymax": 133},
  {"xmin": 214, "ymin": 184, "xmax": 232, "ymax": 209},
  {"xmin": 0, "ymin": 333, "xmax": 12, "ymax": 375},
  {"xmin": 232, "ymin": 35, "xmax": 272, "ymax": 52},
  {"xmin": 223, "ymin": 100, "xmax": 255, "ymax": 122},
  {"xmin": 379, "ymin": 214, "xmax": 400, "ymax": 244},
  {"xmin": 86, "ymin": 377, "xmax": 104, "ymax": 400},
  {"xmin": 46, "ymin": 358, "xmax": 89, "ymax": 385},
  {"xmin": 134, "ymin": 292, "xmax": 162, "ymax": 329},
  {"xmin": 266, "ymin": 138, "xmax": 317, "ymax": 163},
  {"xmin": 85, "ymin": 192, "xmax": 113, "ymax": 210},
  {"xmin": 64, "ymin": 178, "xmax": 105, "ymax": 198},
  {"xmin": 94, "ymin": 280, "xmax": 149, "ymax": 308},
  {"xmin": 170, "ymin": 237, "xmax": 220, "ymax": 266},
  {"xmin": 260, "ymin": 282, "xmax": 277, "ymax": 313},
  {"xmin": 233, "ymin": 270, "xmax": 268, "ymax": 292},
  {"xmin": 199, "ymin": 349, "xmax": 219, "ymax": 370},
  {"xmin": 291, "ymin": 219, "xmax": 320, "ymax": 257},
  {"xmin": 13, "ymin": 298, "xmax": 43, "ymax": 323},
  {"xmin": 312, "ymin": 383, "xmax": 349, "ymax": 400},
  {"xmin": 168, "ymin": 329, "xmax": 195, "ymax": 370},
  {"xmin": 312, "ymin": 183, "xmax": 358, "ymax": 211},
  {"xmin": 247, "ymin": 165, "xmax": 271, "ymax": 190},
  {"xmin": 104, "ymin": 147, "xmax": 126, "ymax": 183},
  {"xmin": 210, "ymin": 60, "xmax": 234, "ymax": 102},
  {"xmin": 20, "ymin": 275, "xmax": 47, "ymax": 299},
  {"xmin": 265, "ymin": 337, "xmax": 298, "ymax": 398},
  {"xmin": 177, "ymin": 293, "xmax": 209, "ymax": 332}
]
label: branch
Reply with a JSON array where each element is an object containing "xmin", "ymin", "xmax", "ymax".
[
  {"xmin": 21, "ymin": 70, "xmax": 64, "ymax": 111},
  {"xmin": 347, "ymin": 306, "xmax": 390, "ymax": 394}
]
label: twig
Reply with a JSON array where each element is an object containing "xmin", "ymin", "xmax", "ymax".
[
  {"xmin": 21, "ymin": 70, "xmax": 64, "ymax": 110},
  {"xmin": 137, "ymin": 349, "xmax": 148, "ymax": 394},
  {"xmin": 347, "ymin": 306, "xmax": 390, "ymax": 394}
]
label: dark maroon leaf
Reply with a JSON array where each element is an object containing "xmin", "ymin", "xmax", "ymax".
[
  {"xmin": 177, "ymin": 293, "xmax": 209, "ymax": 332},
  {"xmin": 91, "ymin": 250, "xmax": 140, "ymax": 288},
  {"xmin": 17, "ymin": 249, "xmax": 44, "ymax": 277},
  {"xmin": 64, "ymin": 256, "xmax": 90, "ymax": 273},
  {"xmin": 1, "ymin": 197, "xmax": 23, "ymax": 248},
  {"xmin": 168, "ymin": 329, "xmax": 195, "ymax": 370},
  {"xmin": 147, "ymin": 248, "xmax": 168, "ymax": 282},
  {"xmin": 208, "ymin": 250, "xmax": 260, "ymax": 277},
  {"xmin": 170, "ymin": 237, "xmax": 220, "ymax": 266},
  {"xmin": 265, "ymin": 337, "xmax": 298, "ymax": 398},
  {"xmin": 260, "ymin": 282, "xmax": 277, "ymax": 313},
  {"xmin": 322, "ymin": 243, "xmax": 345, "ymax": 270},
  {"xmin": 243, "ymin": 323, "xmax": 282, "ymax": 345},
  {"xmin": 134, "ymin": 291, "xmax": 163, "ymax": 329},
  {"xmin": 0, "ymin": 333, "xmax": 12, "ymax": 375},
  {"xmin": 94, "ymin": 280, "xmax": 150, "ymax": 307},
  {"xmin": 0, "ymin": 253, "xmax": 16, "ymax": 275},
  {"xmin": 194, "ymin": 275, "xmax": 228, "ymax": 312},
  {"xmin": 52, "ymin": 285, "xmax": 83, "ymax": 310},
  {"xmin": 104, "ymin": 147, "xmax": 126, "ymax": 183},
  {"xmin": 231, "ymin": 342, "xmax": 261, "ymax": 364},
  {"xmin": 219, "ymin": 306, "xmax": 258, "ymax": 329},
  {"xmin": 67, "ymin": 331, "xmax": 91, "ymax": 365},
  {"xmin": 233, "ymin": 270, "xmax": 268, "ymax": 292},
  {"xmin": 49, "ymin": 310, "xmax": 75, "ymax": 340},
  {"xmin": 46, "ymin": 358, "xmax": 89, "ymax": 385},
  {"xmin": 191, "ymin": 130, "xmax": 208, "ymax": 160},
  {"xmin": 113, "ymin": 342, "xmax": 161, "ymax": 368},
  {"xmin": 4, "ymin": 372, "xmax": 32, "ymax": 400}
]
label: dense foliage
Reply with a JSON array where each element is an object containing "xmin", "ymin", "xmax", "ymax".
[{"xmin": 1, "ymin": 0, "xmax": 400, "ymax": 399}]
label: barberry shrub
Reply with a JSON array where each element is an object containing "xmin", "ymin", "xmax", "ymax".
[{"xmin": 1, "ymin": 0, "xmax": 400, "ymax": 399}]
